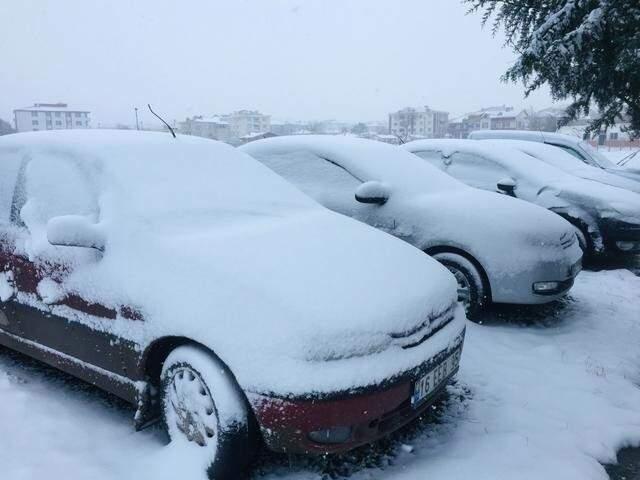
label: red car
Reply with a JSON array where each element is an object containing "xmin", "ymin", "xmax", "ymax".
[{"xmin": 0, "ymin": 130, "xmax": 466, "ymax": 478}]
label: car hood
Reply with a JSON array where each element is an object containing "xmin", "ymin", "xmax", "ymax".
[
  {"xmin": 384, "ymin": 188, "xmax": 580, "ymax": 284},
  {"xmin": 408, "ymin": 188, "xmax": 576, "ymax": 251},
  {"xmin": 67, "ymin": 208, "xmax": 462, "ymax": 395},
  {"xmin": 563, "ymin": 166, "xmax": 640, "ymax": 194},
  {"xmin": 546, "ymin": 178, "xmax": 640, "ymax": 224},
  {"xmin": 609, "ymin": 166, "xmax": 640, "ymax": 184}
]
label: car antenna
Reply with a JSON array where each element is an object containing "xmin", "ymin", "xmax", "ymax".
[{"xmin": 147, "ymin": 104, "xmax": 176, "ymax": 138}]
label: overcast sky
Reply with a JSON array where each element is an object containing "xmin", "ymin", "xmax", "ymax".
[{"xmin": 0, "ymin": 0, "xmax": 554, "ymax": 127}]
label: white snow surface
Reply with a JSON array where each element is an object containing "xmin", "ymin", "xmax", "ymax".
[
  {"xmin": 0, "ymin": 130, "xmax": 462, "ymax": 396},
  {"xmin": 0, "ymin": 269, "xmax": 638, "ymax": 479}
]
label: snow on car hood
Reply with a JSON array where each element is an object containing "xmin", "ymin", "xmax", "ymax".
[
  {"xmin": 567, "ymin": 166, "xmax": 640, "ymax": 194},
  {"xmin": 1, "ymin": 130, "xmax": 463, "ymax": 396},
  {"xmin": 411, "ymin": 188, "xmax": 576, "ymax": 251},
  {"xmin": 87, "ymin": 207, "xmax": 462, "ymax": 396}
]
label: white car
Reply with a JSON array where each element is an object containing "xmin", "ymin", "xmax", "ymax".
[
  {"xmin": 469, "ymin": 129, "xmax": 640, "ymax": 183},
  {"xmin": 241, "ymin": 135, "xmax": 582, "ymax": 317},
  {"xmin": 477, "ymin": 139, "xmax": 640, "ymax": 194},
  {"xmin": 403, "ymin": 139, "xmax": 640, "ymax": 257},
  {"xmin": 0, "ymin": 130, "xmax": 466, "ymax": 478}
]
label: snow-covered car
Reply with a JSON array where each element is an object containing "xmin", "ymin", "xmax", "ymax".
[
  {"xmin": 0, "ymin": 131, "xmax": 466, "ymax": 478},
  {"xmin": 477, "ymin": 139, "xmax": 640, "ymax": 194},
  {"xmin": 469, "ymin": 129, "xmax": 640, "ymax": 183},
  {"xmin": 240, "ymin": 136, "xmax": 582, "ymax": 317},
  {"xmin": 402, "ymin": 139, "xmax": 640, "ymax": 257}
]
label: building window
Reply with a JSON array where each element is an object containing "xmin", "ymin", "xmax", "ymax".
[
  {"xmin": 55, "ymin": 120, "xmax": 62, "ymax": 126},
  {"xmin": 31, "ymin": 111, "xmax": 38, "ymax": 117},
  {"xmin": 610, "ymin": 132, "xmax": 619, "ymax": 140},
  {"xmin": 75, "ymin": 112, "xmax": 81, "ymax": 117},
  {"xmin": 75, "ymin": 121, "xmax": 82, "ymax": 126},
  {"xmin": 32, "ymin": 120, "xmax": 39, "ymax": 126},
  {"xmin": 55, "ymin": 112, "xmax": 61, "ymax": 117}
]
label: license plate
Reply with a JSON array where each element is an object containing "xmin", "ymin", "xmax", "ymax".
[{"xmin": 411, "ymin": 347, "xmax": 462, "ymax": 407}]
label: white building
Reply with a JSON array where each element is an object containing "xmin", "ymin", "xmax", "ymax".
[
  {"xmin": 226, "ymin": 110, "xmax": 270, "ymax": 138},
  {"xmin": 180, "ymin": 116, "xmax": 230, "ymax": 141},
  {"xmin": 13, "ymin": 103, "xmax": 90, "ymax": 132},
  {"xmin": 388, "ymin": 106, "xmax": 449, "ymax": 139}
]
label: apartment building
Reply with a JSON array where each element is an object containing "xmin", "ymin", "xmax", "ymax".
[
  {"xmin": 180, "ymin": 116, "xmax": 231, "ymax": 141},
  {"xmin": 13, "ymin": 103, "xmax": 90, "ymax": 132},
  {"xmin": 388, "ymin": 106, "xmax": 449, "ymax": 139},
  {"xmin": 226, "ymin": 110, "xmax": 271, "ymax": 138},
  {"xmin": 447, "ymin": 105, "xmax": 529, "ymax": 138}
]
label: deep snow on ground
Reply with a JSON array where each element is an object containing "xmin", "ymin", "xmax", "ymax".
[{"xmin": 0, "ymin": 269, "xmax": 639, "ymax": 480}]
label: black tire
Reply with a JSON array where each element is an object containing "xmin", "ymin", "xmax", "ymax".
[
  {"xmin": 432, "ymin": 252, "xmax": 488, "ymax": 320},
  {"xmin": 161, "ymin": 345, "xmax": 252, "ymax": 479}
]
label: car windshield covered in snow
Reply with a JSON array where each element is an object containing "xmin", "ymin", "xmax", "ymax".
[{"xmin": 242, "ymin": 135, "xmax": 465, "ymax": 195}]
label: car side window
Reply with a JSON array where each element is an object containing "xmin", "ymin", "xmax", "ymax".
[
  {"xmin": 255, "ymin": 151, "xmax": 362, "ymax": 211},
  {"xmin": 18, "ymin": 154, "xmax": 98, "ymax": 258},
  {"xmin": 446, "ymin": 152, "xmax": 511, "ymax": 191}
]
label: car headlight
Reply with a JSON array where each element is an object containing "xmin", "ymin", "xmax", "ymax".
[
  {"xmin": 615, "ymin": 240, "xmax": 640, "ymax": 252},
  {"xmin": 533, "ymin": 281, "xmax": 560, "ymax": 293}
]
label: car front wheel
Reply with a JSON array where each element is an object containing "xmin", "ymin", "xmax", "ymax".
[
  {"xmin": 161, "ymin": 345, "xmax": 252, "ymax": 479},
  {"xmin": 431, "ymin": 252, "xmax": 487, "ymax": 320}
]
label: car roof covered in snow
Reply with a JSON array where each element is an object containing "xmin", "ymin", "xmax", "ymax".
[
  {"xmin": 240, "ymin": 135, "xmax": 466, "ymax": 193},
  {"xmin": 478, "ymin": 139, "xmax": 589, "ymax": 169},
  {"xmin": 469, "ymin": 129, "xmax": 579, "ymax": 143},
  {"xmin": 402, "ymin": 138, "xmax": 576, "ymax": 184},
  {"xmin": 0, "ymin": 129, "xmax": 320, "ymax": 218}
]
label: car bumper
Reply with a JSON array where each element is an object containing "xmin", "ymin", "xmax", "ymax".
[
  {"xmin": 248, "ymin": 331, "xmax": 465, "ymax": 454},
  {"xmin": 491, "ymin": 254, "xmax": 582, "ymax": 305},
  {"xmin": 601, "ymin": 219, "xmax": 640, "ymax": 254}
]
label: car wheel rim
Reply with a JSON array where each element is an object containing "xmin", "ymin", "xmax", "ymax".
[
  {"xmin": 167, "ymin": 367, "xmax": 217, "ymax": 447},
  {"xmin": 448, "ymin": 267, "xmax": 472, "ymax": 312}
]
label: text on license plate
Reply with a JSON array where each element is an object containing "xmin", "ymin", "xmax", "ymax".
[{"xmin": 411, "ymin": 347, "xmax": 462, "ymax": 407}]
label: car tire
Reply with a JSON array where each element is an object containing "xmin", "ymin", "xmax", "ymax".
[
  {"xmin": 432, "ymin": 252, "xmax": 487, "ymax": 320},
  {"xmin": 161, "ymin": 345, "xmax": 252, "ymax": 480}
]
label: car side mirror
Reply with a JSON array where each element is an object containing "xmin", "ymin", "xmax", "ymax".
[
  {"xmin": 497, "ymin": 177, "xmax": 517, "ymax": 197},
  {"xmin": 355, "ymin": 181, "xmax": 391, "ymax": 205},
  {"xmin": 47, "ymin": 215, "xmax": 105, "ymax": 251}
]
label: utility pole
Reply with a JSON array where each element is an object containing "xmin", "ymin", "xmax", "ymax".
[{"xmin": 135, "ymin": 107, "xmax": 140, "ymax": 130}]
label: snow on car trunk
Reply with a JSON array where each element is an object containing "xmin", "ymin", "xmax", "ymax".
[{"xmin": 0, "ymin": 269, "xmax": 638, "ymax": 480}]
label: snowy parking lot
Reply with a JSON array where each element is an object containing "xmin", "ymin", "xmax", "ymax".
[{"xmin": 1, "ymin": 264, "xmax": 638, "ymax": 480}]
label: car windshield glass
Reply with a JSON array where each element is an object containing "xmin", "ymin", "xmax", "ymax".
[{"xmin": 578, "ymin": 141, "xmax": 617, "ymax": 168}]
